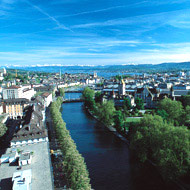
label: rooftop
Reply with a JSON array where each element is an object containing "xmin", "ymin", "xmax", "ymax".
[
  {"xmin": 0, "ymin": 143, "xmax": 53, "ymax": 190},
  {"xmin": 41, "ymin": 92, "xmax": 51, "ymax": 98},
  {"xmin": 5, "ymin": 85, "xmax": 21, "ymax": 89},
  {"xmin": 12, "ymin": 169, "xmax": 32, "ymax": 190}
]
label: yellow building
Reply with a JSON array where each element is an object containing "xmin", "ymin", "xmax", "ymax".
[{"xmin": 3, "ymin": 98, "xmax": 29, "ymax": 119}]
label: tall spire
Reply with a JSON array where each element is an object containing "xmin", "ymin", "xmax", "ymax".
[{"xmin": 60, "ymin": 69, "xmax": 61, "ymax": 80}]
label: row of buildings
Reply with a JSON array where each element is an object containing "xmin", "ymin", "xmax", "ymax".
[
  {"xmin": 0, "ymin": 84, "xmax": 54, "ymax": 190},
  {"xmin": 0, "ymin": 84, "xmax": 53, "ymax": 119},
  {"xmin": 101, "ymin": 71, "xmax": 190, "ymax": 108}
]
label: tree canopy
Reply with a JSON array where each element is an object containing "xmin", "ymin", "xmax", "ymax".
[
  {"xmin": 97, "ymin": 100, "xmax": 116, "ymax": 126},
  {"xmin": 135, "ymin": 97, "xmax": 144, "ymax": 110},
  {"xmin": 50, "ymin": 98, "xmax": 91, "ymax": 189},
  {"xmin": 82, "ymin": 87, "xmax": 96, "ymax": 111},
  {"xmin": 130, "ymin": 114, "xmax": 190, "ymax": 181},
  {"xmin": 159, "ymin": 98, "xmax": 184, "ymax": 125},
  {"xmin": 0, "ymin": 123, "xmax": 7, "ymax": 137},
  {"xmin": 59, "ymin": 87, "xmax": 65, "ymax": 97}
]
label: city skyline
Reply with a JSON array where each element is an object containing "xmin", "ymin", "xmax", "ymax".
[{"xmin": 0, "ymin": 0, "xmax": 190, "ymax": 66}]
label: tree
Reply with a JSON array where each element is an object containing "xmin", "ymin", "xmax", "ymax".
[
  {"xmin": 95, "ymin": 91, "xmax": 102, "ymax": 103},
  {"xmin": 135, "ymin": 97, "xmax": 144, "ymax": 110},
  {"xmin": 156, "ymin": 109, "xmax": 168, "ymax": 121},
  {"xmin": 59, "ymin": 88, "xmax": 65, "ymax": 97},
  {"xmin": 184, "ymin": 106, "xmax": 190, "ymax": 127},
  {"xmin": 82, "ymin": 87, "xmax": 96, "ymax": 111},
  {"xmin": 115, "ymin": 75, "xmax": 122, "ymax": 81},
  {"xmin": 4, "ymin": 73, "xmax": 14, "ymax": 81},
  {"xmin": 130, "ymin": 114, "xmax": 190, "ymax": 181},
  {"xmin": 50, "ymin": 98, "xmax": 91, "ymax": 189},
  {"xmin": 159, "ymin": 98, "xmax": 184, "ymax": 125},
  {"xmin": 0, "ymin": 123, "xmax": 7, "ymax": 137},
  {"xmin": 123, "ymin": 98, "xmax": 132, "ymax": 110},
  {"xmin": 97, "ymin": 100, "xmax": 116, "ymax": 126},
  {"xmin": 154, "ymin": 126, "xmax": 190, "ymax": 180},
  {"xmin": 180, "ymin": 95, "xmax": 190, "ymax": 108},
  {"xmin": 114, "ymin": 110, "xmax": 124, "ymax": 132}
]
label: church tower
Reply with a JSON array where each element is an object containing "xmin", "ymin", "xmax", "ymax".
[{"xmin": 118, "ymin": 79, "xmax": 126, "ymax": 96}]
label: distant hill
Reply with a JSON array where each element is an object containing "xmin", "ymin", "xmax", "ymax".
[
  {"xmin": 8, "ymin": 62, "xmax": 190, "ymax": 75},
  {"xmin": 105, "ymin": 62, "xmax": 190, "ymax": 72}
]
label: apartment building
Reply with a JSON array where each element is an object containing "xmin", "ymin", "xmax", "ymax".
[
  {"xmin": 3, "ymin": 85, "xmax": 35, "ymax": 100},
  {"xmin": 2, "ymin": 98, "xmax": 29, "ymax": 119}
]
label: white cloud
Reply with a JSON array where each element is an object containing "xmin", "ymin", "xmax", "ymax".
[
  {"xmin": 59, "ymin": 5, "xmax": 126, "ymax": 18},
  {"xmin": 1, "ymin": 42, "xmax": 190, "ymax": 66},
  {"xmin": 72, "ymin": 9, "xmax": 190, "ymax": 30},
  {"xmin": 25, "ymin": 0, "xmax": 73, "ymax": 32}
]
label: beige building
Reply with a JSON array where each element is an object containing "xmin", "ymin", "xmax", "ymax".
[
  {"xmin": 3, "ymin": 98, "xmax": 29, "ymax": 119},
  {"xmin": 41, "ymin": 92, "xmax": 53, "ymax": 107}
]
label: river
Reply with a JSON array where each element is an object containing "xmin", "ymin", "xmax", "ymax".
[{"xmin": 61, "ymin": 93, "xmax": 177, "ymax": 190}]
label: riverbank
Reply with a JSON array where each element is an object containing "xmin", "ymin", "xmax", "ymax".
[
  {"xmin": 84, "ymin": 105, "xmax": 188, "ymax": 190},
  {"xmin": 84, "ymin": 105, "xmax": 129, "ymax": 144},
  {"xmin": 50, "ymin": 98, "xmax": 92, "ymax": 190}
]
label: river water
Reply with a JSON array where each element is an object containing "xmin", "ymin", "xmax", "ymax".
[{"xmin": 61, "ymin": 93, "xmax": 177, "ymax": 190}]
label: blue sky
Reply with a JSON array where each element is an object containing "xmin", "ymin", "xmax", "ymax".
[{"xmin": 0, "ymin": 0, "xmax": 190, "ymax": 66}]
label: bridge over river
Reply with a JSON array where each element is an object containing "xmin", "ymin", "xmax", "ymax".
[
  {"xmin": 61, "ymin": 92, "xmax": 178, "ymax": 190},
  {"xmin": 63, "ymin": 98, "xmax": 83, "ymax": 103}
]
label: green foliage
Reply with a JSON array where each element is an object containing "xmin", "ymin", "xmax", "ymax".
[
  {"xmin": 4, "ymin": 73, "xmax": 14, "ymax": 81},
  {"xmin": 180, "ymin": 95, "xmax": 190, "ymax": 108},
  {"xmin": 52, "ymin": 91, "xmax": 55, "ymax": 98},
  {"xmin": 17, "ymin": 74, "xmax": 28, "ymax": 83},
  {"xmin": 96, "ymin": 83, "xmax": 103, "ymax": 87},
  {"xmin": 35, "ymin": 77, "xmax": 41, "ymax": 84},
  {"xmin": 123, "ymin": 98, "xmax": 132, "ymax": 110},
  {"xmin": 114, "ymin": 110, "xmax": 124, "ymax": 132},
  {"xmin": 156, "ymin": 109, "xmax": 169, "ymax": 121},
  {"xmin": 96, "ymin": 100, "xmax": 116, "ymax": 126},
  {"xmin": 95, "ymin": 91, "xmax": 102, "ymax": 103},
  {"xmin": 159, "ymin": 98, "xmax": 184, "ymax": 125},
  {"xmin": 59, "ymin": 87, "xmax": 65, "ymax": 97},
  {"xmin": 82, "ymin": 87, "xmax": 96, "ymax": 111},
  {"xmin": 130, "ymin": 114, "xmax": 190, "ymax": 181},
  {"xmin": 184, "ymin": 106, "xmax": 190, "ymax": 127},
  {"xmin": 135, "ymin": 97, "xmax": 144, "ymax": 110},
  {"xmin": 0, "ymin": 123, "xmax": 7, "ymax": 137},
  {"xmin": 115, "ymin": 75, "xmax": 122, "ymax": 81},
  {"xmin": 50, "ymin": 99, "xmax": 91, "ymax": 189}
]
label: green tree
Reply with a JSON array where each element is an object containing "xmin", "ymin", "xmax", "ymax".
[
  {"xmin": 156, "ymin": 109, "xmax": 168, "ymax": 121},
  {"xmin": 154, "ymin": 126, "xmax": 190, "ymax": 180},
  {"xmin": 59, "ymin": 87, "xmax": 65, "ymax": 97},
  {"xmin": 159, "ymin": 98, "xmax": 184, "ymax": 125},
  {"xmin": 50, "ymin": 99, "xmax": 91, "ymax": 189},
  {"xmin": 180, "ymin": 95, "xmax": 190, "ymax": 108},
  {"xmin": 97, "ymin": 100, "xmax": 116, "ymax": 126},
  {"xmin": 82, "ymin": 87, "xmax": 96, "ymax": 111},
  {"xmin": 114, "ymin": 110, "xmax": 124, "ymax": 132},
  {"xmin": 184, "ymin": 106, "xmax": 190, "ymax": 127},
  {"xmin": 95, "ymin": 91, "xmax": 102, "ymax": 103},
  {"xmin": 4, "ymin": 73, "xmax": 14, "ymax": 81},
  {"xmin": 0, "ymin": 123, "xmax": 7, "ymax": 137},
  {"xmin": 115, "ymin": 75, "xmax": 122, "ymax": 81},
  {"xmin": 130, "ymin": 114, "xmax": 190, "ymax": 181},
  {"xmin": 123, "ymin": 98, "xmax": 132, "ymax": 110},
  {"xmin": 135, "ymin": 97, "xmax": 144, "ymax": 110}
]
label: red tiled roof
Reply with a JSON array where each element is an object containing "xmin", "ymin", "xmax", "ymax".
[
  {"xmin": 41, "ymin": 92, "xmax": 50, "ymax": 98},
  {"xmin": 5, "ymin": 85, "xmax": 20, "ymax": 89}
]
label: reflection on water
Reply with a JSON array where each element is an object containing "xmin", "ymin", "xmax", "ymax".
[{"xmin": 61, "ymin": 94, "xmax": 177, "ymax": 190}]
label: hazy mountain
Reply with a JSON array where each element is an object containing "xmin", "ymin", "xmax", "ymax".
[{"xmin": 9, "ymin": 62, "xmax": 190, "ymax": 75}]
